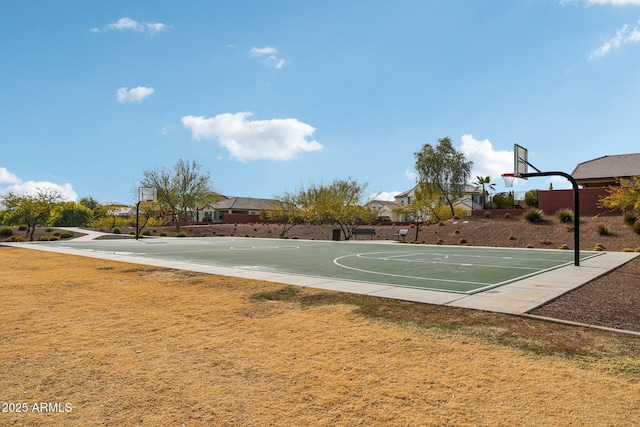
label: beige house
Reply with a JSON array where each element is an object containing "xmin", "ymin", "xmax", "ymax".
[
  {"xmin": 394, "ymin": 184, "xmax": 482, "ymax": 221},
  {"xmin": 366, "ymin": 200, "xmax": 397, "ymax": 221},
  {"xmin": 197, "ymin": 196, "xmax": 278, "ymax": 222}
]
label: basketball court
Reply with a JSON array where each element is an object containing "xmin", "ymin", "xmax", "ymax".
[{"xmin": 11, "ymin": 234, "xmax": 638, "ymax": 315}]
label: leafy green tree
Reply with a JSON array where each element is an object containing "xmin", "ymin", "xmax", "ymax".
[
  {"xmin": 414, "ymin": 137, "xmax": 473, "ymax": 217},
  {"xmin": 48, "ymin": 201, "xmax": 94, "ymax": 226},
  {"xmin": 599, "ymin": 176, "xmax": 640, "ymax": 214},
  {"xmin": 394, "ymin": 183, "xmax": 442, "ymax": 242},
  {"xmin": 492, "ymin": 192, "xmax": 513, "ymax": 209},
  {"xmin": 524, "ymin": 189, "xmax": 539, "ymax": 208},
  {"xmin": 79, "ymin": 196, "xmax": 101, "ymax": 212},
  {"xmin": 1, "ymin": 189, "xmax": 62, "ymax": 240},
  {"xmin": 294, "ymin": 178, "xmax": 376, "ymax": 240},
  {"xmin": 141, "ymin": 159, "xmax": 217, "ymax": 232},
  {"xmin": 261, "ymin": 192, "xmax": 304, "ymax": 238}
]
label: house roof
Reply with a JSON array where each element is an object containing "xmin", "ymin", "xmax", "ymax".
[
  {"xmin": 572, "ymin": 153, "xmax": 640, "ymax": 180},
  {"xmin": 212, "ymin": 196, "xmax": 278, "ymax": 211}
]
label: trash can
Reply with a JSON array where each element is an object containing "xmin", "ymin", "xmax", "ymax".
[{"xmin": 332, "ymin": 229, "xmax": 341, "ymax": 241}]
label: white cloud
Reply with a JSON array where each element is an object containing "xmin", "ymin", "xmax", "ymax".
[
  {"xmin": 181, "ymin": 112, "xmax": 323, "ymax": 161},
  {"xmin": 249, "ymin": 46, "xmax": 287, "ymax": 69},
  {"xmin": 0, "ymin": 168, "xmax": 77, "ymax": 201},
  {"xmin": 0, "ymin": 167, "xmax": 21, "ymax": 184},
  {"xmin": 117, "ymin": 86, "xmax": 154, "ymax": 103},
  {"xmin": 459, "ymin": 134, "xmax": 513, "ymax": 182},
  {"xmin": 371, "ymin": 191, "xmax": 401, "ymax": 202},
  {"xmin": 585, "ymin": 0, "xmax": 640, "ymax": 5},
  {"xmin": 589, "ymin": 22, "xmax": 640, "ymax": 59},
  {"xmin": 404, "ymin": 168, "xmax": 417, "ymax": 182},
  {"xmin": 92, "ymin": 17, "xmax": 170, "ymax": 34}
]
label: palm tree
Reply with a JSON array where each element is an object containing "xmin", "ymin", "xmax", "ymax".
[{"xmin": 474, "ymin": 176, "xmax": 496, "ymax": 209}]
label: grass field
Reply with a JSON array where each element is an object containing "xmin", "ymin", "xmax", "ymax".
[{"xmin": 1, "ymin": 247, "xmax": 639, "ymax": 426}]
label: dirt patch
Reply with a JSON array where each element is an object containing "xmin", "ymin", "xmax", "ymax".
[{"xmin": 1, "ymin": 248, "xmax": 639, "ymax": 425}]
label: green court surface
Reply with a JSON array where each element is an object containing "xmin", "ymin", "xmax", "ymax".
[{"xmin": 42, "ymin": 237, "xmax": 601, "ymax": 294}]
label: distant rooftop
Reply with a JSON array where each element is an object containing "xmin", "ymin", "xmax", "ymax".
[{"xmin": 572, "ymin": 153, "xmax": 640, "ymax": 180}]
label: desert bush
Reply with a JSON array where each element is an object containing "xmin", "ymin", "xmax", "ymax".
[
  {"xmin": 558, "ymin": 244, "xmax": 570, "ymax": 250},
  {"xmin": 113, "ymin": 228, "xmax": 121, "ymax": 234},
  {"xmin": 176, "ymin": 232, "xmax": 186, "ymax": 237},
  {"xmin": 49, "ymin": 235, "xmax": 59, "ymax": 241},
  {"xmin": 8, "ymin": 236, "xmax": 25, "ymax": 242},
  {"xmin": 38, "ymin": 235, "xmax": 50, "ymax": 241},
  {"xmin": 597, "ymin": 224, "xmax": 610, "ymax": 236},
  {"xmin": 623, "ymin": 212, "xmax": 638, "ymax": 225},
  {"xmin": 593, "ymin": 243, "xmax": 605, "ymax": 251},
  {"xmin": 160, "ymin": 232, "xmax": 167, "ymax": 237},
  {"xmin": 523, "ymin": 208, "xmax": 544, "ymax": 223},
  {"xmin": 484, "ymin": 211, "xmax": 491, "ymax": 218},
  {"xmin": 0, "ymin": 227, "xmax": 13, "ymax": 237},
  {"xmin": 555, "ymin": 209, "xmax": 574, "ymax": 223},
  {"xmin": 621, "ymin": 248, "xmax": 633, "ymax": 252},
  {"xmin": 18, "ymin": 225, "xmax": 27, "ymax": 231},
  {"xmin": 525, "ymin": 244, "xmax": 535, "ymax": 248},
  {"xmin": 508, "ymin": 235, "xmax": 516, "ymax": 240},
  {"xmin": 458, "ymin": 238, "xmax": 467, "ymax": 244},
  {"xmin": 436, "ymin": 238, "xmax": 444, "ymax": 244},
  {"xmin": 142, "ymin": 230, "xmax": 151, "ymax": 236},
  {"xmin": 503, "ymin": 213, "xmax": 511, "ymax": 219},
  {"xmin": 60, "ymin": 231, "xmax": 74, "ymax": 239}
]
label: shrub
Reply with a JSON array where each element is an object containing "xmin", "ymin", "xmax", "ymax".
[
  {"xmin": 436, "ymin": 238, "xmax": 444, "ymax": 244},
  {"xmin": 508, "ymin": 235, "xmax": 516, "ymax": 240},
  {"xmin": 555, "ymin": 209, "xmax": 574, "ymax": 223},
  {"xmin": 623, "ymin": 212, "xmax": 638, "ymax": 225},
  {"xmin": 160, "ymin": 232, "xmax": 167, "ymax": 237},
  {"xmin": 38, "ymin": 235, "xmax": 50, "ymax": 241},
  {"xmin": 597, "ymin": 224, "xmax": 610, "ymax": 236},
  {"xmin": 558, "ymin": 244, "xmax": 570, "ymax": 250},
  {"xmin": 113, "ymin": 228, "xmax": 121, "ymax": 234},
  {"xmin": 18, "ymin": 225, "xmax": 27, "ymax": 231},
  {"xmin": 523, "ymin": 208, "xmax": 544, "ymax": 223},
  {"xmin": 593, "ymin": 243, "xmax": 605, "ymax": 251},
  {"xmin": 0, "ymin": 227, "xmax": 13, "ymax": 237},
  {"xmin": 8, "ymin": 236, "xmax": 25, "ymax": 242},
  {"xmin": 484, "ymin": 211, "xmax": 491, "ymax": 218},
  {"xmin": 49, "ymin": 235, "xmax": 59, "ymax": 241},
  {"xmin": 621, "ymin": 248, "xmax": 633, "ymax": 252},
  {"xmin": 524, "ymin": 189, "xmax": 539, "ymax": 208},
  {"xmin": 458, "ymin": 238, "xmax": 467, "ymax": 244},
  {"xmin": 60, "ymin": 231, "xmax": 74, "ymax": 239},
  {"xmin": 503, "ymin": 213, "xmax": 511, "ymax": 219},
  {"xmin": 142, "ymin": 230, "xmax": 151, "ymax": 236},
  {"xmin": 525, "ymin": 244, "xmax": 535, "ymax": 248},
  {"xmin": 176, "ymin": 232, "xmax": 186, "ymax": 237}
]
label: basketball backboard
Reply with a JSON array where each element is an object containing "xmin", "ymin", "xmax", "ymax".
[
  {"xmin": 138, "ymin": 187, "xmax": 157, "ymax": 203},
  {"xmin": 514, "ymin": 144, "xmax": 528, "ymax": 179}
]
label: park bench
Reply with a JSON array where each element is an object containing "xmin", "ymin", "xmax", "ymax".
[
  {"xmin": 352, "ymin": 228, "xmax": 376, "ymax": 240},
  {"xmin": 394, "ymin": 228, "xmax": 409, "ymax": 242}
]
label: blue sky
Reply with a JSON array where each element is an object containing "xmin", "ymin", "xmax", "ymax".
[{"xmin": 2, "ymin": 0, "xmax": 640, "ymax": 204}]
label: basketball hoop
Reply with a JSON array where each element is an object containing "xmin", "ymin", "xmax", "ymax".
[{"xmin": 501, "ymin": 173, "xmax": 516, "ymax": 188}]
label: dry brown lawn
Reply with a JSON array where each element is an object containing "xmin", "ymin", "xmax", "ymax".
[{"xmin": 1, "ymin": 247, "xmax": 640, "ymax": 426}]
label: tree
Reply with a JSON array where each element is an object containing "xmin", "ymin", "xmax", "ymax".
[
  {"xmin": 48, "ymin": 201, "xmax": 94, "ymax": 226},
  {"xmin": 414, "ymin": 137, "xmax": 473, "ymax": 217},
  {"xmin": 141, "ymin": 159, "xmax": 217, "ymax": 232},
  {"xmin": 599, "ymin": 177, "xmax": 640, "ymax": 214},
  {"xmin": 394, "ymin": 183, "xmax": 442, "ymax": 242},
  {"xmin": 294, "ymin": 178, "xmax": 376, "ymax": 240},
  {"xmin": 261, "ymin": 192, "xmax": 304, "ymax": 238},
  {"xmin": 524, "ymin": 189, "xmax": 539, "ymax": 208},
  {"xmin": 474, "ymin": 176, "xmax": 496, "ymax": 208},
  {"xmin": 1, "ymin": 189, "xmax": 62, "ymax": 241}
]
